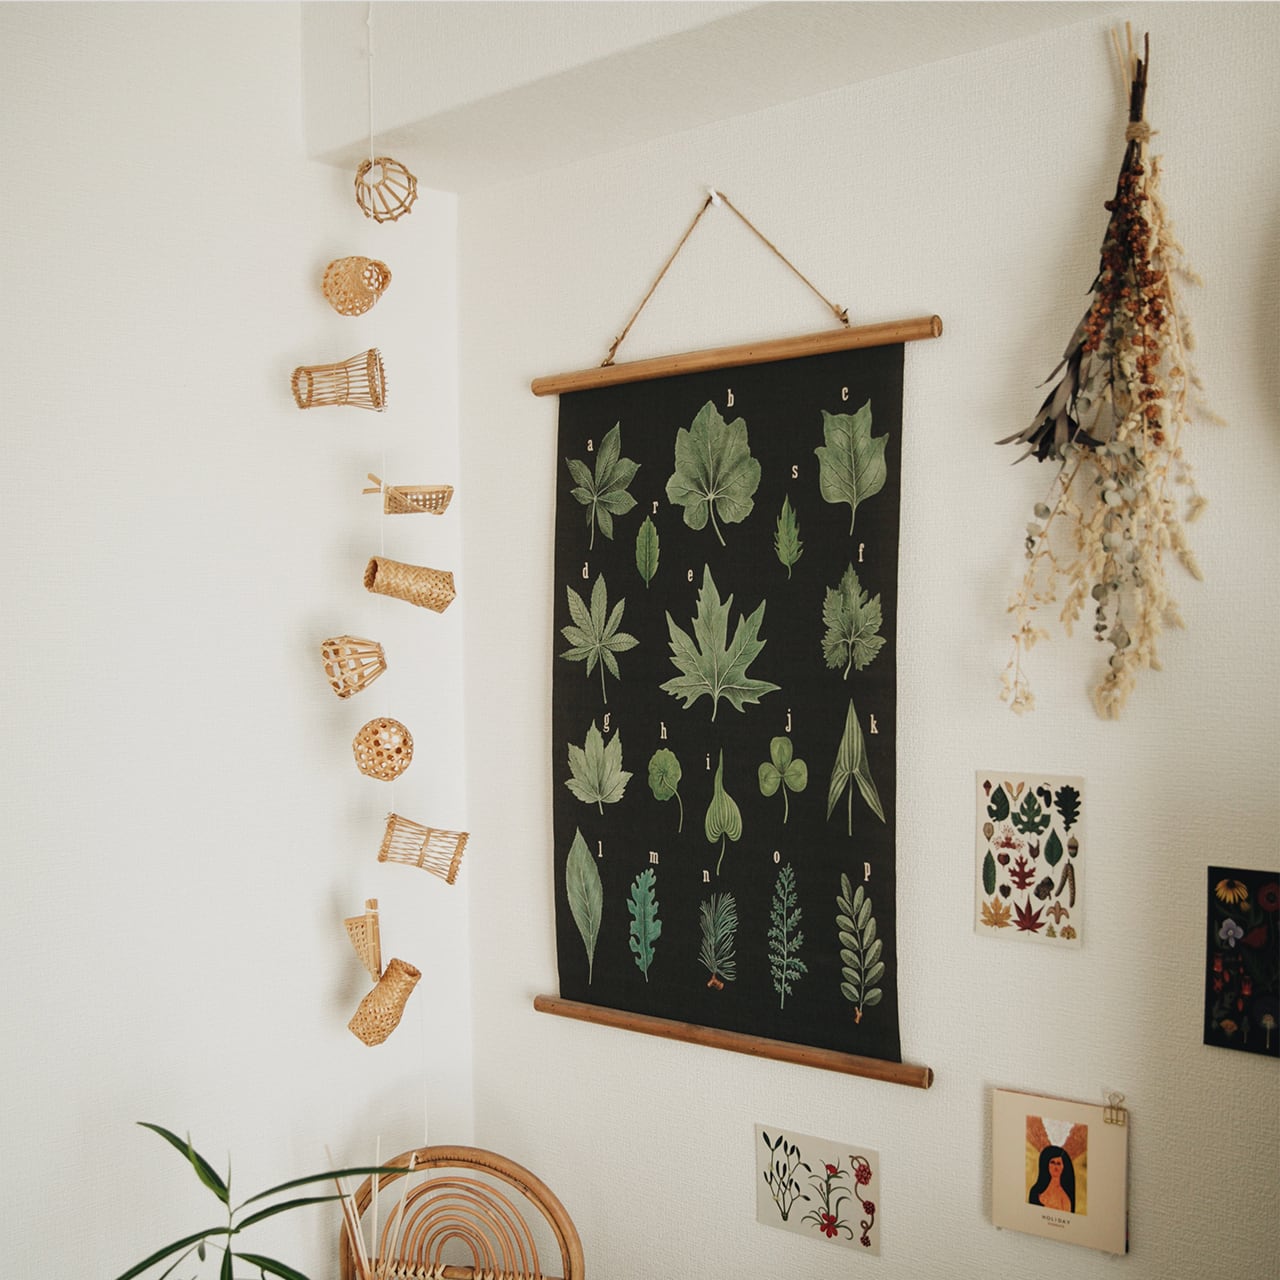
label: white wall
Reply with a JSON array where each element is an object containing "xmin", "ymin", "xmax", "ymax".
[
  {"xmin": 458, "ymin": 6, "xmax": 1279, "ymax": 1278},
  {"xmin": 0, "ymin": 5, "xmax": 471, "ymax": 1277}
]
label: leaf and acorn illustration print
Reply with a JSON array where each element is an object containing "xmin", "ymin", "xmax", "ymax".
[
  {"xmin": 551, "ymin": 344, "xmax": 907, "ymax": 1065},
  {"xmin": 975, "ymin": 771, "xmax": 1084, "ymax": 947}
]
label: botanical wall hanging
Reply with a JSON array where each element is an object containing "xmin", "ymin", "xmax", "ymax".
[
  {"xmin": 1203, "ymin": 866, "xmax": 1279, "ymax": 1057},
  {"xmin": 999, "ymin": 28, "xmax": 1217, "ymax": 717}
]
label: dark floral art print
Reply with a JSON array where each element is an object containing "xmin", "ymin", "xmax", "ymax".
[{"xmin": 1204, "ymin": 865, "xmax": 1280, "ymax": 1057}]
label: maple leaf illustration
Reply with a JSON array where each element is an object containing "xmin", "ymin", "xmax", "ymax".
[
  {"xmin": 980, "ymin": 897, "xmax": 1013, "ymax": 929},
  {"xmin": 1014, "ymin": 899, "xmax": 1046, "ymax": 933},
  {"xmin": 1007, "ymin": 855, "xmax": 1037, "ymax": 890}
]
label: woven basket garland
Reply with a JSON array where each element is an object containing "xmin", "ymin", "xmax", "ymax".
[
  {"xmin": 348, "ymin": 956, "xmax": 420, "ymax": 1046},
  {"xmin": 354, "ymin": 156, "xmax": 418, "ymax": 224},
  {"xmin": 364, "ymin": 556, "xmax": 456, "ymax": 613},
  {"xmin": 292, "ymin": 348, "xmax": 386, "ymax": 411},
  {"xmin": 343, "ymin": 898, "xmax": 383, "ymax": 983},
  {"xmin": 320, "ymin": 635, "xmax": 386, "ymax": 699},
  {"xmin": 363, "ymin": 474, "xmax": 454, "ymax": 516},
  {"xmin": 379, "ymin": 814, "xmax": 468, "ymax": 884},
  {"xmin": 353, "ymin": 717, "xmax": 414, "ymax": 781},
  {"xmin": 322, "ymin": 257, "xmax": 391, "ymax": 317}
]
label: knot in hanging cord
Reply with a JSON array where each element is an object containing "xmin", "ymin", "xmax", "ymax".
[{"xmin": 1124, "ymin": 120, "xmax": 1157, "ymax": 143}]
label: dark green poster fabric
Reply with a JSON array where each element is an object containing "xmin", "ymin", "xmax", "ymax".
[{"xmin": 551, "ymin": 344, "xmax": 904, "ymax": 1064}]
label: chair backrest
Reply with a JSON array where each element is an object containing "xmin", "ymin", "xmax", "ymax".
[{"xmin": 338, "ymin": 1145, "xmax": 585, "ymax": 1280}]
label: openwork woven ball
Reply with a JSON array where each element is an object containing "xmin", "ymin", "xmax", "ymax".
[
  {"xmin": 322, "ymin": 256, "xmax": 391, "ymax": 316},
  {"xmin": 354, "ymin": 156, "xmax": 418, "ymax": 223},
  {"xmin": 353, "ymin": 717, "xmax": 414, "ymax": 781}
]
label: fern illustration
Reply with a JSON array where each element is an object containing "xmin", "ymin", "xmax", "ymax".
[
  {"xmin": 836, "ymin": 874, "xmax": 884, "ymax": 1024},
  {"xmin": 627, "ymin": 868, "xmax": 662, "ymax": 982},
  {"xmin": 698, "ymin": 892, "xmax": 738, "ymax": 989},
  {"xmin": 768, "ymin": 862, "xmax": 807, "ymax": 1009}
]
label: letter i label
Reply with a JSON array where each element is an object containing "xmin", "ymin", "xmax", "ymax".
[{"xmin": 706, "ymin": 754, "xmax": 712, "ymax": 770}]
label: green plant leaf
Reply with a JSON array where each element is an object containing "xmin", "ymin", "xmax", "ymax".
[
  {"xmin": 635, "ymin": 515, "xmax": 660, "ymax": 587},
  {"xmin": 235, "ymin": 1195, "xmax": 345, "ymax": 1233},
  {"xmin": 137, "ymin": 1123, "xmax": 230, "ymax": 1205},
  {"xmin": 647, "ymin": 748, "xmax": 683, "ymax": 832},
  {"xmin": 1010, "ymin": 789, "xmax": 1051, "ymax": 835},
  {"xmin": 836, "ymin": 876, "xmax": 884, "ymax": 1023},
  {"xmin": 982, "ymin": 850, "xmax": 997, "ymax": 895},
  {"xmin": 1043, "ymin": 829, "xmax": 1064, "ymax": 867},
  {"xmin": 665, "ymin": 400, "xmax": 761, "ymax": 545},
  {"xmin": 821, "ymin": 565, "xmax": 885, "ymax": 678},
  {"xmin": 661, "ymin": 565, "xmax": 779, "ymax": 720},
  {"xmin": 698, "ymin": 892, "xmax": 739, "ymax": 984},
  {"xmin": 774, "ymin": 494, "xmax": 804, "ymax": 578},
  {"xmin": 757, "ymin": 735, "xmax": 808, "ymax": 823},
  {"xmin": 813, "ymin": 402, "xmax": 888, "ymax": 535},
  {"xmin": 705, "ymin": 750, "xmax": 743, "ymax": 875},
  {"xmin": 826, "ymin": 699, "xmax": 884, "ymax": 833},
  {"xmin": 220, "ymin": 1249, "xmax": 233, "ymax": 1280},
  {"xmin": 565, "ymin": 828, "xmax": 603, "ymax": 983},
  {"xmin": 768, "ymin": 862, "xmax": 807, "ymax": 1009},
  {"xmin": 112, "ymin": 1228, "xmax": 227, "ymax": 1280},
  {"xmin": 560, "ymin": 573, "xmax": 638, "ymax": 705},
  {"xmin": 627, "ymin": 867, "xmax": 662, "ymax": 981},
  {"xmin": 566, "ymin": 721, "xmax": 632, "ymax": 813},
  {"xmin": 986, "ymin": 784, "xmax": 1010, "ymax": 821},
  {"xmin": 565, "ymin": 422, "xmax": 639, "ymax": 550},
  {"xmin": 235, "ymin": 1254, "xmax": 312, "ymax": 1280}
]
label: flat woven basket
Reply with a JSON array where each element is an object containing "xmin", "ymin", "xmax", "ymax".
[
  {"xmin": 352, "ymin": 717, "xmax": 414, "ymax": 781},
  {"xmin": 378, "ymin": 814, "xmax": 468, "ymax": 884},
  {"xmin": 364, "ymin": 474, "xmax": 454, "ymax": 516},
  {"xmin": 343, "ymin": 898, "xmax": 382, "ymax": 983},
  {"xmin": 348, "ymin": 957, "xmax": 420, "ymax": 1046},
  {"xmin": 322, "ymin": 256, "xmax": 391, "ymax": 317},
  {"xmin": 364, "ymin": 557, "xmax": 456, "ymax": 613},
  {"xmin": 320, "ymin": 635, "xmax": 386, "ymax": 699}
]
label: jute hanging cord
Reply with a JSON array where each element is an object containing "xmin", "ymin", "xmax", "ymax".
[{"xmin": 601, "ymin": 189, "xmax": 850, "ymax": 368}]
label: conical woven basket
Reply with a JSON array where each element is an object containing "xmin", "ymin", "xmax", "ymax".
[
  {"xmin": 354, "ymin": 156, "xmax": 418, "ymax": 224},
  {"xmin": 348, "ymin": 957, "xmax": 420, "ymax": 1046},
  {"xmin": 320, "ymin": 635, "xmax": 387, "ymax": 699},
  {"xmin": 343, "ymin": 898, "xmax": 382, "ymax": 983},
  {"xmin": 364, "ymin": 474, "xmax": 454, "ymax": 516},
  {"xmin": 378, "ymin": 814, "xmax": 468, "ymax": 885},
  {"xmin": 353, "ymin": 717, "xmax": 414, "ymax": 781},
  {"xmin": 322, "ymin": 257, "xmax": 391, "ymax": 317},
  {"xmin": 364, "ymin": 557, "xmax": 456, "ymax": 613},
  {"xmin": 292, "ymin": 348, "xmax": 386, "ymax": 410}
]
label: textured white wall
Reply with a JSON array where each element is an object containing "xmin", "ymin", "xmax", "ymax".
[
  {"xmin": 458, "ymin": 6, "xmax": 1279, "ymax": 1278},
  {"xmin": 0, "ymin": 5, "xmax": 471, "ymax": 1277}
]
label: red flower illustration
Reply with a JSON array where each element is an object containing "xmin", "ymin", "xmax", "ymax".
[
  {"xmin": 862, "ymin": 1199, "xmax": 876, "ymax": 1215},
  {"xmin": 1258, "ymin": 882, "xmax": 1280, "ymax": 912},
  {"xmin": 851, "ymin": 1156, "xmax": 873, "ymax": 1186},
  {"xmin": 820, "ymin": 1212, "xmax": 839, "ymax": 1238},
  {"xmin": 825, "ymin": 1163, "xmax": 839, "ymax": 1175}
]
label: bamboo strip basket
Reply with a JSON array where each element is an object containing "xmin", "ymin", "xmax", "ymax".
[
  {"xmin": 354, "ymin": 156, "xmax": 418, "ymax": 224},
  {"xmin": 348, "ymin": 957, "xmax": 420, "ymax": 1046},
  {"xmin": 353, "ymin": 718, "xmax": 414, "ymax": 781},
  {"xmin": 320, "ymin": 635, "xmax": 387, "ymax": 699},
  {"xmin": 379, "ymin": 814, "xmax": 468, "ymax": 884},
  {"xmin": 292, "ymin": 348, "xmax": 386, "ymax": 411},
  {"xmin": 364, "ymin": 557, "xmax": 456, "ymax": 613},
  {"xmin": 363, "ymin": 474, "xmax": 454, "ymax": 516},
  {"xmin": 344, "ymin": 898, "xmax": 382, "ymax": 983},
  {"xmin": 323, "ymin": 257, "xmax": 391, "ymax": 317}
]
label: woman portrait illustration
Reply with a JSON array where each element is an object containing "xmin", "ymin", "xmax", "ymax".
[{"xmin": 1025, "ymin": 1116, "xmax": 1087, "ymax": 1215}]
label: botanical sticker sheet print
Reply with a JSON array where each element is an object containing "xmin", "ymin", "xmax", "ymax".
[
  {"xmin": 975, "ymin": 772, "xmax": 1083, "ymax": 947},
  {"xmin": 1204, "ymin": 865, "xmax": 1280, "ymax": 1057}
]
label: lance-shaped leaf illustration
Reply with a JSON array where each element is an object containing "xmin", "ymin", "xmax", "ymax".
[
  {"xmin": 1043, "ymin": 829, "xmax": 1064, "ymax": 867},
  {"xmin": 698, "ymin": 892, "xmax": 738, "ymax": 989},
  {"xmin": 560, "ymin": 573, "xmax": 638, "ymax": 705},
  {"xmin": 814, "ymin": 402, "xmax": 888, "ymax": 535},
  {"xmin": 635, "ymin": 515, "xmax": 660, "ymax": 587},
  {"xmin": 665, "ymin": 400, "xmax": 761, "ymax": 546},
  {"xmin": 768, "ymin": 862, "xmax": 807, "ymax": 1009},
  {"xmin": 565, "ymin": 422, "xmax": 639, "ymax": 550},
  {"xmin": 827, "ymin": 699, "xmax": 885, "ymax": 833},
  {"xmin": 661, "ymin": 565, "xmax": 779, "ymax": 721},
  {"xmin": 647, "ymin": 747, "xmax": 683, "ymax": 832},
  {"xmin": 836, "ymin": 874, "xmax": 884, "ymax": 1024},
  {"xmin": 627, "ymin": 867, "xmax": 662, "ymax": 982},
  {"xmin": 774, "ymin": 494, "xmax": 804, "ymax": 578},
  {"xmin": 565, "ymin": 828, "xmax": 603, "ymax": 983},
  {"xmin": 821, "ymin": 565, "xmax": 885, "ymax": 678},
  {"xmin": 758, "ymin": 735, "xmax": 808, "ymax": 823},
  {"xmin": 705, "ymin": 750, "xmax": 742, "ymax": 876},
  {"xmin": 566, "ymin": 721, "xmax": 631, "ymax": 813},
  {"xmin": 982, "ymin": 850, "xmax": 997, "ymax": 896}
]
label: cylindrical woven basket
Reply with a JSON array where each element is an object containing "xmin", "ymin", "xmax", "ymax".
[
  {"xmin": 348, "ymin": 957, "xmax": 420, "ymax": 1046},
  {"xmin": 364, "ymin": 557, "xmax": 456, "ymax": 613},
  {"xmin": 292, "ymin": 348, "xmax": 386, "ymax": 411},
  {"xmin": 378, "ymin": 814, "xmax": 468, "ymax": 885},
  {"xmin": 353, "ymin": 718, "xmax": 414, "ymax": 781},
  {"xmin": 343, "ymin": 898, "xmax": 382, "ymax": 983},
  {"xmin": 322, "ymin": 257, "xmax": 391, "ymax": 316},
  {"xmin": 320, "ymin": 635, "xmax": 386, "ymax": 699},
  {"xmin": 354, "ymin": 156, "xmax": 418, "ymax": 224},
  {"xmin": 364, "ymin": 474, "xmax": 454, "ymax": 516}
]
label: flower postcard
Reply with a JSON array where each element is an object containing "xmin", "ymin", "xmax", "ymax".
[
  {"xmin": 975, "ymin": 772, "xmax": 1083, "ymax": 947},
  {"xmin": 1204, "ymin": 866, "xmax": 1279, "ymax": 1057},
  {"xmin": 755, "ymin": 1124, "xmax": 880, "ymax": 1255},
  {"xmin": 991, "ymin": 1088, "xmax": 1128, "ymax": 1254}
]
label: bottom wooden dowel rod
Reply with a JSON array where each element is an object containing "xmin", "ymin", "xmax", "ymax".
[{"xmin": 533, "ymin": 995, "xmax": 933, "ymax": 1089}]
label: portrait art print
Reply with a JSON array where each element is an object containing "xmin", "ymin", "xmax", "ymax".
[
  {"xmin": 1203, "ymin": 865, "xmax": 1280, "ymax": 1057},
  {"xmin": 550, "ymin": 344, "xmax": 906, "ymax": 1065}
]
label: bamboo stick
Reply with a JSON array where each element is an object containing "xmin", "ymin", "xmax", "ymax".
[
  {"xmin": 530, "ymin": 315, "xmax": 942, "ymax": 398},
  {"xmin": 533, "ymin": 995, "xmax": 934, "ymax": 1089}
]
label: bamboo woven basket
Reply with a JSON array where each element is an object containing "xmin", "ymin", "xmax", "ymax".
[
  {"xmin": 344, "ymin": 898, "xmax": 382, "ymax": 983},
  {"xmin": 363, "ymin": 474, "xmax": 454, "ymax": 516},
  {"xmin": 320, "ymin": 635, "xmax": 387, "ymax": 699},
  {"xmin": 353, "ymin": 718, "xmax": 414, "ymax": 781},
  {"xmin": 354, "ymin": 156, "xmax": 418, "ymax": 224},
  {"xmin": 322, "ymin": 257, "xmax": 391, "ymax": 317},
  {"xmin": 292, "ymin": 349, "xmax": 386, "ymax": 411},
  {"xmin": 364, "ymin": 557, "xmax": 456, "ymax": 613},
  {"xmin": 378, "ymin": 814, "xmax": 468, "ymax": 884},
  {"xmin": 348, "ymin": 957, "xmax": 420, "ymax": 1046}
]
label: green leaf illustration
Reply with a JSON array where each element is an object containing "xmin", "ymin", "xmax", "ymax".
[
  {"xmin": 698, "ymin": 892, "xmax": 739, "ymax": 988},
  {"xmin": 813, "ymin": 402, "xmax": 888, "ymax": 535},
  {"xmin": 758, "ymin": 735, "xmax": 808, "ymax": 823},
  {"xmin": 647, "ymin": 748, "xmax": 683, "ymax": 832},
  {"xmin": 987, "ymin": 784, "xmax": 1010, "ymax": 821},
  {"xmin": 705, "ymin": 750, "xmax": 743, "ymax": 875},
  {"xmin": 565, "ymin": 829, "xmax": 603, "ymax": 984},
  {"xmin": 774, "ymin": 494, "xmax": 804, "ymax": 578},
  {"xmin": 635, "ymin": 515, "xmax": 660, "ymax": 587},
  {"xmin": 1043, "ymin": 829, "xmax": 1064, "ymax": 867},
  {"xmin": 768, "ymin": 862, "xmax": 807, "ymax": 1009},
  {"xmin": 821, "ymin": 565, "xmax": 886, "ymax": 678},
  {"xmin": 665, "ymin": 400, "xmax": 762, "ymax": 546},
  {"xmin": 560, "ymin": 573, "xmax": 639, "ymax": 705},
  {"xmin": 826, "ymin": 699, "xmax": 884, "ymax": 833},
  {"xmin": 566, "ymin": 721, "xmax": 632, "ymax": 813},
  {"xmin": 836, "ymin": 874, "xmax": 884, "ymax": 1024},
  {"xmin": 565, "ymin": 422, "xmax": 639, "ymax": 550},
  {"xmin": 660, "ymin": 565, "xmax": 779, "ymax": 721},
  {"xmin": 627, "ymin": 867, "xmax": 662, "ymax": 982},
  {"xmin": 1010, "ymin": 789, "xmax": 1051, "ymax": 835},
  {"xmin": 982, "ymin": 850, "xmax": 997, "ymax": 895},
  {"xmin": 1054, "ymin": 784, "xmax": 1081, "ymax": 831}
]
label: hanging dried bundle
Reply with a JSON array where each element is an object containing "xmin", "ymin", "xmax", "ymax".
[{"xmin": 998, "ymin": 28, "xmax": 1217, "ymax": 718}]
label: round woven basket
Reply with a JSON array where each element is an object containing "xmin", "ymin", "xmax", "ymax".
[
  {"xmin": 322, "ymin": 257, "xmax": 392, "ymax": 316},
  {"xmin": 353, "ymin": 717, "xmax": 414, "ymax": 781},
  {"xmin": 291, "ymin": 348, "xmax": 386, "ymax": 411},
  {"xmin": 354, "ymin": 156, "xmax": 418, "ymax": 224},
  {"xmin": 320, "ymin": 635, "xmax": 386, "ymax": 699},
  {"xmin": 348, "ymin": 957, "xmax": 420, "ymax": 1046},
  {"xmin": 364, "ymin": 557, "xmax": 456, "ymax": 613}
]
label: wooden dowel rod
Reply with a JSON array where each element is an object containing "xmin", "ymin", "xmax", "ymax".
[
  {"xmin": 533, "ymin": 994, "xmax": 934, "ymax": 1089},
  {"xmin": 531, "ymin": 315, "xmax": 942, "ymax": 398}
]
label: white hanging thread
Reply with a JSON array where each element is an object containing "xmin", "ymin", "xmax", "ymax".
[{"xmin": 366, "ymin": 3, "xmax": 376, "ymax": 167}]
